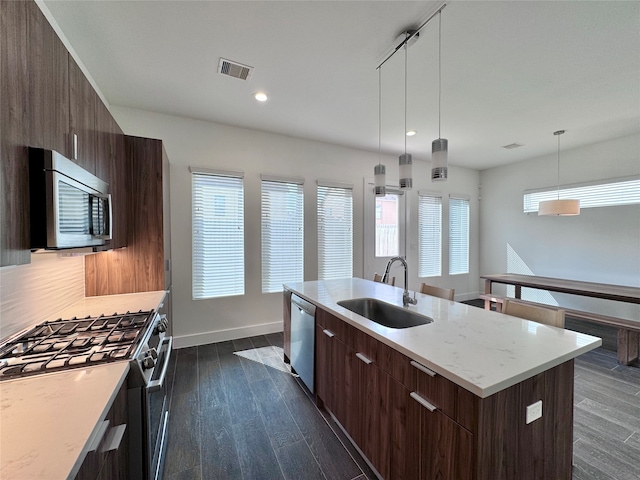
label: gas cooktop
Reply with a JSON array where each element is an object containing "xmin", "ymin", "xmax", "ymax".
[{"xmin": 0, "ymin": 311, "xmax": 154, "ymax": 380}]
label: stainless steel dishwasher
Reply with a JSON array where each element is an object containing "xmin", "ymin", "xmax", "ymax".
[{"xmin": 290, "ymin": 294, "xmax": 316, "ymax": 393}]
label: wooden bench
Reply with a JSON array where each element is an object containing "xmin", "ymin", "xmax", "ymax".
[{"xmin": 479, "ymin": 293, "xmax": 640, "ymax": 365}]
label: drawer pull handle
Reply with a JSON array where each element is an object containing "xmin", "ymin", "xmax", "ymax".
[
  {"xmin": 100, "ymin": 424, "xmax": 127, "ymax": 453},
  {"xmin": 87, "ymin": 420, "xmax": 110, "ymax": 452},
  {"xmin": 410, "ymin": 392, "xmax": 437, "ymax": 412},
  {"xmin": 356, "ymin": 352, "xmax": 372, "ymax": 365},
  {"xmin": 323, "ymin": 329, "xmax": 335, "ymax": 338},
  {"xmin": 410, "ymin": 360, "xmax": 436, "ymax": 377}
]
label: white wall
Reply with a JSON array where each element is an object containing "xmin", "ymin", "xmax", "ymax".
[
  {"xmin": 113, "ymin": 107, "xmax": 480, "ymax": 347},
  {"xmin": 479, "ymin": 133, "xmax": 640, "ymax": 319}
]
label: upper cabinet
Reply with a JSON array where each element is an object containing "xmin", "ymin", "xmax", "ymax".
[
  {"xmin": 68, "ymin": 56, "xmax": 97, "ymax": 175},
  {"xmin": 0, "ymin": 1, "xmax": 128, "ymax": 266},
  {"xmin": 27, "ymin": 1, "xmax": 69, "ymax": 158},
  {"xmin": 1, "ymin": 1, "xmax": 31, "ymax": 267},
  {"xmin": 85, "ymin": 136, "xmax": 171, "ymax": 296}
]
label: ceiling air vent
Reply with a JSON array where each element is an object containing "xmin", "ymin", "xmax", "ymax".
[
  {"xmin": 218, "ymin": 58, "xmax": 253, "ymax": 81},
  {"xmin": 501, "ymin": 143, "xmax": 525, "ymax": 150}
]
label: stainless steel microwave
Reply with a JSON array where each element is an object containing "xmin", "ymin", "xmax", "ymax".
[{"xmin": 29, "ymin": 148, "xmax": 112, "ymax": 250}]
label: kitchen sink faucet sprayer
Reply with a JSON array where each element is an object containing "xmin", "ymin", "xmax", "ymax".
[{"xmin": 382, "ymin": 256, "xmax": 417, "ymax": 307}]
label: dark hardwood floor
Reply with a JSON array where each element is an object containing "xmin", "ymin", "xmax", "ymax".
[
  {"xmin": 162, "ymin": 332, "xmax": 374, "ymax": 480},
  {"xmin": 163, "ymin": 310, "xmax": 640, "ymax": 480}
]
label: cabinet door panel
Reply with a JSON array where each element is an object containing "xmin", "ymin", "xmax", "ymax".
[
  {"xmin": 423, "ymin": 409, "xmax": 474, "ymax": 480},
  {"xmin": 69, "ymin": 56, "xmax": 96, "ymax": 173},
  {"xmin": 27, "ymin": 1, "xmax": 69, "ymax": 157},
  {"xmin": 0, "ymin": 0, "xmax": 31, "ymax": 266},
  {"xmin": 390, "ymin": 385, "xmax": 421, "ymax": 480},
  {"xmin": 330, "ymin": 337, "xmax": 348, "ymax": 427},
  {"xmin": 360, "ymin": 363, "xmax": 391, "ymax": 479},
  {"xmin": 315, "ymin": 324, "xmax": 331, "ymax": 407}
]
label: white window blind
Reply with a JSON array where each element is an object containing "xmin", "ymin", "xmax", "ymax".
[
  {"xmin": 449, "ymin": 196, "xmax": 469, "ymax": 275},
  {"xmin": 418, "ymin": 193, "xmax": 442, "ymax": 277},
  {"xmin": 192, "ymin": 172, "xmax": 244, "ymax": 299},
  {"xmin": 262, "ymin": 180, "xmax": 304, "ymax": 293},
  {"xmin": 318, "ymin": 185, "xmax": 353, "ymax": 280},
  {"xmin": 523, "ymin": 177, "xmax": 640, "ymax": 213}
]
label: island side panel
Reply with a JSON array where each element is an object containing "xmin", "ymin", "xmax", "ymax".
[
  {"xmin": 475, "ymin": 360, "xmax": 574, "ymax": 480},
  {"xmin": 283, "ymin": 289, "xmax": 292, "ymax": 362}
]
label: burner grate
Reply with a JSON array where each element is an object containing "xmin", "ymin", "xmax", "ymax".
[{"xmin": 0, "ymin": 311, "xmax": 154, "ymax": 380}]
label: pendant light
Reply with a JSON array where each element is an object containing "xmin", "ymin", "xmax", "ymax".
[
  {"xmin": 538, "ymin": 130, "xmax": 580, "ymax": 216},
  {"xmin": 399, "ymin": 32, "xmax": 413, "ymax": 190},
  {"xmin": 432, "ymin": 10, "xmax": 448, "ymax": 182},
  {"xmin": 374, "ymin": 67, "xmax": 386, "ymax": 196}
]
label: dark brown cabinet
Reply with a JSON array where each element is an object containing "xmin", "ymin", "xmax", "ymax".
[
  {"xmin": 69, "ymin": 56, "xmax": 97, "ymax": 175},
  {"xmin": 307, "ymin": 304, "xmax": 574, "ymax": 480},
  {"xmin": 75, "ymin": 379, "xmax": 129, "ymax": 480},
  {"xmin": 27, "ymin": 1, "xmax": 70, "ymax": 158},
  {"xmin": 1, "ymin": 1, "xmax": 129, "ymax": 266},
  {"xmin": 0, "ymin": 0, "xmax": 31, "ymax": 267},
  {"xmin": 85, "ymin": 136, "xmax": 171, "ymax": 296}
]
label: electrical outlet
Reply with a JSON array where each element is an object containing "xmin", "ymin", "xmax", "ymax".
[{"xmin": 526, "ymin": 400, "xmax": 543, "ymax": 424}]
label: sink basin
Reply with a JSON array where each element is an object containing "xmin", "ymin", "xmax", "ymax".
[{"xmin": 337, "ymin": 298, "xmax": 433, "ymax": 329}]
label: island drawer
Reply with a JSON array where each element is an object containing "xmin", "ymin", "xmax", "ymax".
[{"xmin": 410, "ymin": 359, "xmax": 457, "ymax": 420}]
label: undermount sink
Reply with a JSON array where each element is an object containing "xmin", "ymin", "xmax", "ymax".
[{"xmin": 337, "ymin": 298, "xmax": 433, "ymax": 329}]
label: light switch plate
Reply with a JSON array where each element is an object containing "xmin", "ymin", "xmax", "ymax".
[{"xmin": 526, "ymin": 400, "xmax": 543, "ymax": 424}]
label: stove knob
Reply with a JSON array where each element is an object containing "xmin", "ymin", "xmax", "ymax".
[
  {"xmin": 157, "ymin": 322, "xmax": 167, "ymax": 333},
  {"xmin": 148, "ymin": 348, "xmax": 158, "ymax": 359},
  {"xmin": 142, "ymin": 356, "xmax": 156, "ymax": 369}
]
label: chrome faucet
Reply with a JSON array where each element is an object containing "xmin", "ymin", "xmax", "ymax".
[{"xmin": 382, "ymin": 256, "xmax": 417, "ymax": 307}]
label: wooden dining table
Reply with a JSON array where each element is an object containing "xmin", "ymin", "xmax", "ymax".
[
  {"xmin": 481, "ymin": 273, "xmax": 640, "ymax": 304},
  {"xmin": 481, "ymin": 273, "xmax": 640, "ymax": 364}
]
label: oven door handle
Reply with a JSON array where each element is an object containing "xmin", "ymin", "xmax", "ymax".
[{"xmin": 147, "ymin": 336, "xmax": 173, "ymax": 393}]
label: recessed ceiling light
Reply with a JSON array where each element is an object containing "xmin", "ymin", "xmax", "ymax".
[
  {"xmin": 254, "ymin": 92, "xmax": 268, "ymax": 102},
  {"xmin": 406, "ymin": 130, "xmax": 417, "ymax": 136}
]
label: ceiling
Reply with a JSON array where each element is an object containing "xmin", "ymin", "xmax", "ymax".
[{"xmin": 42, "ymin": 1, "xmax": 640, "ymax": 171}]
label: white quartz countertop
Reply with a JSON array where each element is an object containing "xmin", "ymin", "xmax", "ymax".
[
  {"xmin": 0, "ymin": 362, "xmax": 129, "ymax": 480},
  {"xmin": 0, "ymin": 290, "xmax": 166, "ymax": 479},
  {"xmin": 284, "ymin": 278, "xmax": 602, "ymax": 398}
]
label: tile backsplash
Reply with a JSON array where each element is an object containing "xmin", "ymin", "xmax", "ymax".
[{"xmin": 0, "ymin": 253, "xmax": 85, "ymax": 340}]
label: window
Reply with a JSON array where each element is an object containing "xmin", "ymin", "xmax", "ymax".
[
  {"xmin": 418, "ymin": 193, "xmax": 442, "ymax": 277},
  {"xmin": 192, "ymin": 170, "xmax": 244, "ymax": 299},
  {"xmin": 375, "ymin": 194, "xmax": 399, "ymax": 257},
  {"xmin": 449, "ymin": 196, "xmax": 469, "ymax": 275},
  {"xmin": 318, "ymin": 183, "xmax": 353, "ymax": 280},
  {"xmin": 261, "ymin": 177, "xmax": 304, "ymax": 293},
  {"xmin": 523, "ymin": 176, "xmax": 640, "ymax": 213}
]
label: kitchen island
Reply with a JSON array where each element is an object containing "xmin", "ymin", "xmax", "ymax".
[{"xmin": 284, "ymin": 278, "xmax": 601, "ymax": 480}]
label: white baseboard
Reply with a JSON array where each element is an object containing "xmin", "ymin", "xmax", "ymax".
[
  {"xmin": 172, "ymin": 321, "xmax": 283, "ymax": 349},
  {"xmin": 454, "ymin": 291, "xmax": 481, "ymax": 302}
]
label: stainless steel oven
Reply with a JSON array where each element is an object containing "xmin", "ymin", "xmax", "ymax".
[{"xmin": 128, "ymin": 310, "xmax": 172, "ymax": 480}]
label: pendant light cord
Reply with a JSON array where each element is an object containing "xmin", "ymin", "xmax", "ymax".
[
  {"xmin": 404, "ymin": 32, "xmax": 408, "ymax": 154},
  {"xmin": 438, "ymin": 11, "xmax": 442, "ymax": 139},
  {"xmin": 556, "ymin": 132, "xmax": 561, "ymax": 199},
  {"xmin": 378, "ymin": 67, "xmax": 382, "ymax": 167}
]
